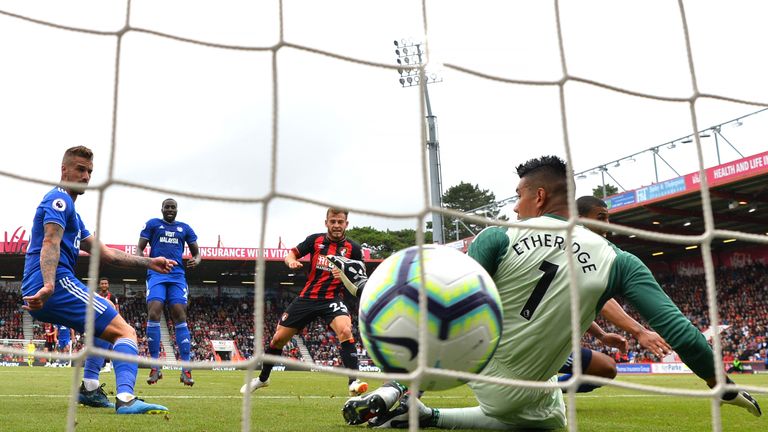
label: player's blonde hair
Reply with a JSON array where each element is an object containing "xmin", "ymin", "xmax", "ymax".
[
  {"xmin": 62, "ymin": 146, "xmax": 93, "ymax": 164},
  {"xmin": 326, "ymin": 207, "xmax": 349, "ymax": 219}
]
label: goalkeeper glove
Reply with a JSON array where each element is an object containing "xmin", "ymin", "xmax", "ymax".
[
  {"xmin": 327, "ymin": 256, "xmax": 368, "ymax": 297},
  {"xmin": 721, "ymin": 377, "xmax": 762, "ymax": 417}
]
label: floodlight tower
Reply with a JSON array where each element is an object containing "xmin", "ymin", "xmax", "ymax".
[{"xmin": 394, "ymin": 39, "xmax": 445, "ymax": 244}]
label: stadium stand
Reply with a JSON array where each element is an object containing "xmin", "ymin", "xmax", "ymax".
[
  {"xmin": 585, "ymin": 262, "xmax": 768, "ymax": 366},
  {"xmin": 9, "ymin": 265, "xmax": 765, "ymax": 368},
  {"xmin": 0, "ymin": 289, "xmax": 23, "ymax": 340}
]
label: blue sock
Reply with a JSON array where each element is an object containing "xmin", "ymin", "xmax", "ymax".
[
  {"xmin": 576, "ymin": 383, "xmax": 602, "ymax": 393},
  {"xmin": 559, "ymin": 373, "xmax": 602, "ymax": 393},
  {"xmin": 83, "ymin": 337, "xmax": 112, "ymax": 380},
  {"xmin": 175, "ymin": 322, "xmax": 191, "ymax": 366},
  {"xmin": 147, "ymin": 321, "xmax": 161, "ymax": 360},
  {"xmin": 112, "ymin": 338, "xmax": 139, "ymax": 396}
]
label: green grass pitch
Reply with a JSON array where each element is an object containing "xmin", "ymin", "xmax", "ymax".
[{"xmin": 0, "ymin": 368, "xmax": 764, "ymax": 431}]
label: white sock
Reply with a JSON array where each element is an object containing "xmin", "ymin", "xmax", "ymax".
[
  {"xmin": 375, "ymin": 384, "xmax": 403, "ymax": 408},
  {"xmin": 83, "ymin": 378, "xmax": 100, "ymax": 391},
  {"xmin": 116, "ymin": 393, "xmax": 134, "ymax": 403},
  {"xmin": 437, "ymin": 406, "xmax": 511, "ymax": 430}
]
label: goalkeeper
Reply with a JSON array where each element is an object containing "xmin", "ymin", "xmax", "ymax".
[{"xmin": 337, "ymin": 155, "xmax": 761, "ymax": 429}]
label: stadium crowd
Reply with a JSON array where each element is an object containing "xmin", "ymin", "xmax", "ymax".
[
  {"xmin": 586, "ymin": 262, "xmax": 768, "ymax": 366},
  {"xmin": 4, "ymin": 263, "xmax": 766, "ymax": 368}
]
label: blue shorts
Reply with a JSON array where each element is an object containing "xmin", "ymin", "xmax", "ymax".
[
  {"xmin": 25, "ymin": 275, "xmax": 118, "ymax": 337},
  {"xmin": 558, "ymin": 347, "xmax": 594, "ymax": 374},
  {"xmin": 146, "ymin": 276, "xmax": 188, "ymax": 305},
  {"xmin": 57, "ymin": 340, "xmax": 71, "ymax": 350}
]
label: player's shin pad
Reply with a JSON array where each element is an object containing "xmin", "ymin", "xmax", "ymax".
[{"xmin": 327, "ymin": 256, "xmax": 368, "ymax": 297}]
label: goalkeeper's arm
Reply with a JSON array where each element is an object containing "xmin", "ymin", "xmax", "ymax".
[{"xmin": 327, "ymin": 256, "xmax": 368, "ymax": 297}]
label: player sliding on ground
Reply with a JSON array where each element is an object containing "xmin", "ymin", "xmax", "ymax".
[
  {"xmin": 336, "ymin": 156, "xmax": 761, "ymax": 429},
  {"xmin": 21, "ymin": 146, "xmax": 172, "ymax": 414},
  {"xmin": 241, "ymin": 208, "xmax": 368, "ymax": 396}
]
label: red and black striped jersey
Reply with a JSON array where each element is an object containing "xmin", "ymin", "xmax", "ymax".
[
  {"xmin": 98, "ymin": 290, "xmax": 119, "ymax": 310},
  {"xmin": 44, "ymin": 324, "xmax": 55, "ymax": 343},
  {"xmin": 293, "ymin": 233, "xmax": 362, "ymax": 300}
]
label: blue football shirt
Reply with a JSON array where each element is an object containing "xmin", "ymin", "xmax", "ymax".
[
  {"xmin": 56, "ymin": 324, "xmax": 71, "ymax": 344},
  {"xmin": 140, "ymin": 218, "xmax": 197, "ymax": 281},
  {"xmin": 22, "ymin": 187, "xmax": 91, "ymax": 295}
]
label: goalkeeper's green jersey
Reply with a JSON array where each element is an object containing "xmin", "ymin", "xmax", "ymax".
[{"xmin": 468, "ymin": 214, "xmax": 715, "ymax": 381}]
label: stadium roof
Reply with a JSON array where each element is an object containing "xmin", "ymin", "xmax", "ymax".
[{"xmin": 604, "ymin": 151, "xmax": 768, "ymax": 261}]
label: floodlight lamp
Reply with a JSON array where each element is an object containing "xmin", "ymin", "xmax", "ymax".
[
  {"xmin": 735, "ymin": 118, "xmax": 743, "ymax": 127},
  {"xmin": 699, "ymin": 131, "xmax": 711, "ymax": 138},
  {"xmin": 397, "ymin": 68, "xmax": 403, "ymax": 75},
  {"xmin": 613, "ymin": 161, "xmax": 621, "ymax": 168},
  {"xmin": 395, "ymin": 49, "xmax": 400, "ymax": 56},
  {"xmin": 399, "ymin": 78, "xmax": 405, "ymax": 85},
  {"xmin": 404, "ymin": 57, "xmax": 410, "ymax": 64},
  {"xmin": 397, "ymin": 58, "xmax": 402, "ymax": 65},
  {"xmin": 401, "ymin": 38, "xmax": 406, "ymax": 46},
  {"xmin": 627, "ymin": 156, "xmax": 636, "ymax": 162},
  {"xmin": 403, "ymin": 47, "xmax": 409, "ymax": 55},
  {"xmin": 430, "ymin": 73, "xmax": 437, "ymax": 80},
  {"xmin": 576, "ymin": 173, "xmax": 587, "ymax": 180},
  {"xmin": 681, "ymin": 137, "xmax": 693, "ymax": 144},
  {"xmin": 406, "ymin": 77, "xmax": 413, "ymax": 83},
  {"xmin": 683, "ymin": 220, "xmax": 692, "ymax": 227},
  {"xmin": 394, "ymin": 40, "xmax": 399, "ymax": 47},
  {"xmin": 667, "ymin": 143, "xmax": 676, "ymax": 149},
  {"xmin": 414, "ymin": 75, "xmax": 420, "ymax": 83},
  {"xmin": 749, "ymin": 204, "xmax": 757, "ymax": 213}
]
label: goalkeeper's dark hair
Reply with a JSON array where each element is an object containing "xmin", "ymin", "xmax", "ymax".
[
  {"xmin": 576, "ymin": 196, "xmax": 607, "ymax": 217},
  {"xmin": 515, "ymin": 155, "xmax": 568, "ymax": 198}
]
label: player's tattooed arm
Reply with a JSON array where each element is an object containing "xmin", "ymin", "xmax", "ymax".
[
  {"xmin": 23, "ymin": 223, "xmax": 64, "ymax": 310},
  {"xmin": 40, "ymin": 223, "xmax": 64, "ymax": 290},
  {"xmin": 81, "ymin": 237, "xmax": 177, "ymax": 273}
]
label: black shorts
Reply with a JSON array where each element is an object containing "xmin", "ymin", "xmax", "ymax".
[
  {"xmin": 279, "ymin": 297, "xmax": 351, "ymax": 330},
  {"xmin": 45, "ymin": 342, "xmax": 55, "ymax": 351}
]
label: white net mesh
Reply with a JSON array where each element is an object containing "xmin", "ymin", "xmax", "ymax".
[{"xmin": 1, "ymin": 1, "xmax": 767, "ymax": 431}]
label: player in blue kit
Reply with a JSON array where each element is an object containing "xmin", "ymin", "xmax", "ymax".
[
  {"xmin": 22, "ymin": 146, "xmax": 174, "ymax": 414},
  {"xmin": 55, "ymin": 324, "xmax": 74, "ymax": 353},
  {"xmin": 55, "ymin": 324, "xmax": 75, "ymax": 366},
  {"xmin": 137, "ymin": 198, "xmax": 201, "ymax": 386}
]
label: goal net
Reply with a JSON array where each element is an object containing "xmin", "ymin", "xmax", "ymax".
[{"xmin": 0, "ymin": 1, "xmax": 766, "ymax": 431}]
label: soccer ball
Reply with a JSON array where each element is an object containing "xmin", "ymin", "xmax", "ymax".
[{"xmin": 359, "ymin": 244, "xmax": 503, "ymax": 391}]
